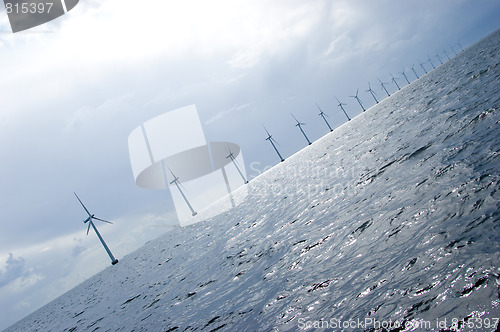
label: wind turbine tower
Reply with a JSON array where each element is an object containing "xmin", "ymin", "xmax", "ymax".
[
  {"xmin": 74, "ymin": 193, "xmax": 119, "ymax": 265},
  {"xmin": 378, "ymin": 78, "xmax": 391, "ymax": 97},
  {"xmin": 427, "ymin": 56, "xmax": 436, "ymax": 69},
  {"xmin": 316, "ymin": 103, "xmax": 333, "ymax": 132},
  {"xmin": 411, "ymin": 65, "xmax": 420, "ymax": 79},
  {"xmin": 226, "ymin": 147, "xmax": 248, "ymax": 184},
  {"xmin": 168, "ymin": 169, "xmax": 197, "ymax": 216},
  {"xmin": 291, "ymin": 114, "xmax": 312, "ymax": 145},
  {"xmin": 335, "ymin": 97, "xmax": 351, "ymax": 121},
  {"xmin": 435, "ymin": 52, "xmax": 443, "ymax": 65},
  {"xmin": 264, "ymin": 126, "xmax": 285, "ymax": 162},
  {"xmin": 390, "ymin": 73, "xmax": 401, "ymax": 91},
  {"xmin": 350, "ymin": 89, "xmax": 366, "ymax": 112},
  {"xmin": 366, "ymin": 82, "xmax": 379, "ymax": 104},
  {"xmin": 419, "ymin": 60, "xmax": 428, "ymax": 74},
  {"xmin": 443, "ymin": 49, "xmax": 451, "ymax": 61},
  {"xmin": 400, "ymin": 70, "xmax": 410, "ymax": 85}
]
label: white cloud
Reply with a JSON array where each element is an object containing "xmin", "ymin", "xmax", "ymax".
[{"xmin": 205, "ymin": 103, "xmax": 251, "ymax": 125}]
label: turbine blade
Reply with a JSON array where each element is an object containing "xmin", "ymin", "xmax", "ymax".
[
  {"xmin": 263, "ymin": 125, "xmax": 271, "ymax": 137},
  {"xmin": 93, "ymin": 217, "xmax": 113, "ymax": 224},
  {"xmin": 74, "ymin": 192, "xmax": 92, "ymax": 217},
  {"xmin": 86, "ymin": 221, "xmax": 91, "ymax": 235},
  {"xmin": 315, "ymin": 103, "xmax": 323, "ymax": 114}
]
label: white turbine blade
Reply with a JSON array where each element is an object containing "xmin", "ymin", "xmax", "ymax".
[
  {"xmin": 93, "ymin": 217, "xmax": 113, "ymax": 224},
  {"xmin": 86, "ymin": 221, "xmax": 91, "ymax": 235},
  {"xmin": 74, "ymin": 192, "xmax": 92, "ymax": 217}
]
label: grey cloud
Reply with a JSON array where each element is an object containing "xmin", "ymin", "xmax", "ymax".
[
  {"xmin": 72, "ymin": 245, "xmax": 86, "ymax": 257},
  {"xmin": 0, "ymin": 253, "xmax": 25, "ymax": 287}
]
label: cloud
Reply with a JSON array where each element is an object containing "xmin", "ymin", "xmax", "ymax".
[
  {"xmin": 0, "ymin": 253, "xmax": 25, "ymax": 287},
  {"xmin": 205, "ymin": 103, "xmax": 251, "ymax": 125},
  {"xmin": 71, "ymin": 245, "xmax": 86, "ymax": 257}
]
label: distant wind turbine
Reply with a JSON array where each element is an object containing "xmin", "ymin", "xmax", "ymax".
[
  {"xmin": 378, "ymin": 78, "xmax": 391, "ymax": 97},
  {"xmin": 411, "ymin": 65, "xmax": 420, "ymax": 79},
  {"xmin": 168, "ymin": 168, "xmax": 197, "ymax": 216},
  {"xmin": 419, "ymin": 59, "xmax": 428, "ymax": 74},
  {"xmin": 450, "ymin": 44, "xmax": 457, "ymax": 56},
  {"xmin": 427, "ymin": 56, "xmax": 435, "ymax": 70},
  {"xmin": 400, "ymin": 70, "xmax": 410, "ymax": 85},
  {"xmin": 74, "ymin": 193, "xmax": 119, "ymax": 265},
  {"xmin": 350, "ymin": 89, "xmax": 366, "ymax": 112},
  {"xmin": 366, "ymin": 82, "xmax": 379, "ymax": 104},
  {"xmin": 226, "ymin": 147, "xmax": 248, "ymax": 184},
  {"xmin": 443, "ymin": 49, "xmax": 451, "ymax": 61},
  {"xmin": 291, "ymin": 114, "xmax": 312, "ymax": 145},
  {"xmin": 390, "ymin": 73, "xmax": 401, "ymax": 91},
  {"xmin": 264, "ymin": 126, "xmax": 284, "ymax": 162},
  {"xmin": 316, "ymin": 103, "xmax": 333, "ymax": 132},
  {"xmin": 435, "ymin": 52, "xmax": 443, "ymax": 65},
  {"xmin": 457, "ymin": 42, "xmax": 464, "ymax": 52},
  {"xmin": 335, "ymin": 97, "xmax": 351, "ymax": 121}
]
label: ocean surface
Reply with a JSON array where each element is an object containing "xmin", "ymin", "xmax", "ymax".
[{"xmin": 5, "ymin": 30, "xmax": 500, "ymax": 331}]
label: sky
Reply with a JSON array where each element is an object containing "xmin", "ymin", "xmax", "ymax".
[{"xmin": 1, "ymin": 0, "xmax": 499, "ymax": 329}]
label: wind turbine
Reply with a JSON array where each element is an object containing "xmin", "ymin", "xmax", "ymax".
[
  {"xmin": 366, "ymin": 82, "xmax": 379, "ymax": 104},
  {"xmin": 427, "ymin": 56, "xmax": 435, "ymax": 70},
  {"xmin": 400, "ymin": 69, "xmax": 411, "ymax": 85},
  {"xmin": 74, "ymin": 193, "xmax": 119, "ymax": 265},
  {"xmin": 264, "ymin": 126, "xmax": 284, "ymax": 162},
  {"xmin": 443, "ymin": 49, "xmax": 451, "ymax": 61},
  {"xmin": 316, "ymin": 103, "xmax": 333, "ymax": 132},
  {"xmin": 335, "ymin": 97, "xmax": 351, "ymax": 121},
  {"xmin": 291, "ymin": 114, "xmax": 312, "ymax": 145},
  {"xmin": 390, "ymin": 73, "xmax": 401, "ymax": 91},
  {"xmin": 168, "ymin": 168, "xmax": 197, "ymax": 216},
  {"xmin": 419, "ymin": 59, "xmax": 428, "ymax": 74},
  {"xmin": 449, "ymin": 44, "xmax": 457, "ymax": 56},
  {"xmin": 226, "ymin": 147, "xmax": 248, "ymax": 184},
  {"xmin": 435, "ymin": 52, "xmax": 443, "ymax": 65},
  {"xmin": 350, "ymin": 89, "xmax": 366, "ymax": 112},
  {"xmin": 411, "ymin": 65, "xmax": 420, "ymax": 79},
  {"xmin": 378, "ymin": 78, "xmax": 391, "ymax": 97}
]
